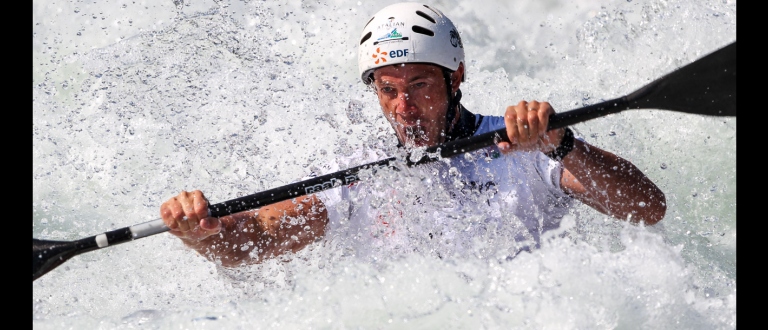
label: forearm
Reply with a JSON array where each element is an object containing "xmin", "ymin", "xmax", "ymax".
[
  {"xmin": 561, "ymin": 139, "xmax": 666, "ymax": 225},
  {"xmin": 179, "ymin": 211, "xmax": 259, "ymax": 266},
  {"xmin": 181, "ymin": 195, "xmax": 328, "ymax": 267}
]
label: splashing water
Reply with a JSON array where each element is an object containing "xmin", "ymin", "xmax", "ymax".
[{"xmin": 33, "ymin": 0, "xmax": 735, "ymax": 328}]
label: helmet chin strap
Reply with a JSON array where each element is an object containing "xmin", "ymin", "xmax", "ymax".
[{"xmin": 443, "ymin": 69, "xmax": 462, "ymax": 138}]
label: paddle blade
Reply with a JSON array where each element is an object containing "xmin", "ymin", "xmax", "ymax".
[
  {"xmin": 33, "ymin": 238, "xmax": 83, "ymax": 281},
  {"xmin": 626, "ymin": 41, "xmax": 736, "ymax": 116}
]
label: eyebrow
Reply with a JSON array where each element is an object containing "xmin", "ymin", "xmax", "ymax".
[
  {"xmin": 407, "ymin": 73, "xmax": 433, "ymax": 82},
  {"xmin": 377, "ymin": 72, "xmax": 437, "ymax": 84}
]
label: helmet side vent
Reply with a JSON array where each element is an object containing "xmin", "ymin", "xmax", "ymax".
[
  {"xmin": 422, "ymin": 5, "xmax": 442, "ymax": 18},
  {"xmin": 363, "ymin": 16, "xmax": 375, "ymax": 29},
  {"xmin": 412, "ymin": 25, "xmax": 435, "ymax": 37},
  {"xmin": 360, "ymin": 32, "xmax": 372, "ymax": 45},
  {"xmin": 415, "ymin": 10, "xmax": 436, "ymax": 24}
]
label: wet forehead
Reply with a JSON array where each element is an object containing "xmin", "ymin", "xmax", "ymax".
[{"xmin": 373, "ymin": 63, "xmax": 443, "ymax": 83}]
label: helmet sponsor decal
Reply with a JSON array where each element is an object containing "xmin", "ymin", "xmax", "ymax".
[
  {"xmin": 379, "ymin": 28, "xmax": 402, "ymax": 40},
  {"xmin": 371, "ymin": 47, "xmax": 388, "ymax": 65},
  {"xmin": 449, "ymin": 28, "xmax": 463, "ymax": 48},
  {"xmin": 371, "ymin": 47, "xmax": 410, "ymax": 65},
  {"xmin": 375, "ymin": 28, "xmax": 408, "ymax": 44},
  {"xmin": 376, "ymin": 17, "xmax": 405, "ymax": 31}
]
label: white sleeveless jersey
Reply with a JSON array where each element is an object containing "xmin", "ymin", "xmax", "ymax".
[{"xmin": 313, "ymin": 114, "xmax": 574, "ymax": 260}]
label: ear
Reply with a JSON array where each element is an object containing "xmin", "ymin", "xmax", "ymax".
[{"xmin": 451, "ymin": 62, "xmax": 464, "ymax": 94}]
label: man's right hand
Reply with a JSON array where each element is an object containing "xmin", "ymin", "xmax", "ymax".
[{"xmin": 160, "ymin": 190, "xmax": 222, "ymax": 241}]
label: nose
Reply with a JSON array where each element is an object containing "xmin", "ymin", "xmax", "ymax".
[{"xmin": 394, "ymin": 92, "xmax": 416, "ymax": 116}]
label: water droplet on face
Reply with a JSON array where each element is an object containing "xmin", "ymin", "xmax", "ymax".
[{"xmin": 638, "ymin": 201, "xmax": 646, "ymax": 207}]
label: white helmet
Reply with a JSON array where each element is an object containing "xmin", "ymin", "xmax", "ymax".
[{"xmin": 358, "ymin": 2, "xmax": 465, "ymax": 85}]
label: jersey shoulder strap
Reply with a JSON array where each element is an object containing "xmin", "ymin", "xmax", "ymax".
[{"xmin": 445, "ymin": 104, "xmax": 483, "ymax": 142}]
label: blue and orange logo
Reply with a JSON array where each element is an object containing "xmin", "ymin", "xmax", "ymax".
[{"xmin": 371, "ymin": 48, "xmax": 410, "ymax": 65}]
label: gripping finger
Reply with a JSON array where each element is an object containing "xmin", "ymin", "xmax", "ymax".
[
  {"xmin": 503, "ymin": 104, "xmax": 520, "ymax": 149},
  {"xmin": 188, "ymin": 190, "xmax": 218, "ymax": 237},
  {"xmin": 516, "ymin": 101, "xmax": 534, "ymax": 144},
  {"xmin": 528, "ymin": 102, "xmax": 545, "ymax": 140},
  {"xmin": 190, "ymin": 190, "xmax": 210, "ymax": 219},
  {"xmin": 160, "ymin": 196, "xmax": 186, "ymax": 231},
  {"xmin": 177, "ymin": 191, "xmax": 197, "ymax": 231},
  {"xmin": 536, "ymin": 102, "xmax": 559, "ymax": 147},
  {"xmin": 537, "ymin": 101, "xmax": 553, "ymax": 135}
]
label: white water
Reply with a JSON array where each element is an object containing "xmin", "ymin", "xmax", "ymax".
[{"xmin": 33, "ymin": 0, "xmax": 736, "ymax": 328}]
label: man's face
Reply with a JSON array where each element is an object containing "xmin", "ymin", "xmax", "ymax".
[{"xmin": 373, "ymin": 63, "xmax": 450, "ymax": 148}]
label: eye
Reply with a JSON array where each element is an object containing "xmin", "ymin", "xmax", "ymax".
[
  {"xmin": 412, "ymin": 82, "xmax": 427, "ymax": 88},
  {"xmin": 380, "ymin": 86, "xmax": 395, "ymax": 93}
]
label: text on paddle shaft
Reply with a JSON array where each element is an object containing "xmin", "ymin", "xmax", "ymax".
[
  {"xmin": 304, "ymin": 175, "xmax": 359, "ymax": 194},
  {"xmin": 303, "ymin": 163, "xmax": 393, "ymax": 195}
]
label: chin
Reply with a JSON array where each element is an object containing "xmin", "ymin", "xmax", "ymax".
[
  {"xmin": 408, "ymin": 141, "xmax": 430, "ymax": 148},
  {"xmin": 397, "ymin": 126, "xmax": 430, "ymax": 145},
  {"xmin": 399, "ymin": 136, "xmax": 436, "ymax": 149}
]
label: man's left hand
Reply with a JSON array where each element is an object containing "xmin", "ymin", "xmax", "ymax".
[{"xmin": 498, "ymin": 100, "xmax": 565, "ymax": 154}]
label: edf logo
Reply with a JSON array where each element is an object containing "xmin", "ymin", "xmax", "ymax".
[
  {"xmin": 372, "ymin": 47, "xmax": 409, "ymax": 65},
  {"xmin": 389, "ymin": 49, "xmax": 409, "ymax": 58}
]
